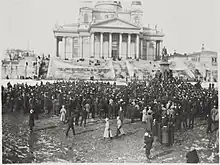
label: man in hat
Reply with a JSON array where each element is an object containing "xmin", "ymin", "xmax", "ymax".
[
  {"xmin": 66, "ymin": 113, "xmax": 76, "ymax": 137},
  {"xmin": 29, "ymin": 109, "xmax": 35, "ymax": 132},
  {"xmin": 80, "ymin": 100, "xmax": 89, "ymax": 127},
  {"xmin": 144, "ymin": 131, "xmax": 154, "ymax": 159},
  {"xmin": 186, "ymin": 149, "xmax": 199, "ymax": 163}
]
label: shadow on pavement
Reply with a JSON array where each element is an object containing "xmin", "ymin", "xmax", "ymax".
[
  {"xmin": 76, "ymin": 129, "xmax": 95, "ymax": 135},
  {"xmin": 151, "ymin": 149, "xmax": 174, "ymax": 160}
]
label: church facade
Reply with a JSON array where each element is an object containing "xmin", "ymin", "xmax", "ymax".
[{"xmin": 53, "ymin": 1, "xmax": 164, "ymax": 61}]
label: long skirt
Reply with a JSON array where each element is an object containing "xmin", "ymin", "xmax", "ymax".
[
  {"xmin": 142, "ymin": 114, "xmax": 147, "ymax": 122},
  {"xmin": 103, "ymin": 128, "xmax": 113, "ymax": 138},
  {"xmin": 60, "ymin": 113, "xmax": 65, "ymax": 122}
]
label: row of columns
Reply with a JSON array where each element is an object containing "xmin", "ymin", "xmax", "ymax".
[
  {"xmin": 91, "ymin": 32, "xmax": 162, "ymax": 60},
  {"xmin": 56, "ymin": 34, "xmax": 162, "ymax": 60},
  {"xmin": 56, "ymin": 36, "xmax": 77, "ymax": 59},
  {"xmin": 90, "ymin": 32, "xmax": 140, "ymax": 59}
]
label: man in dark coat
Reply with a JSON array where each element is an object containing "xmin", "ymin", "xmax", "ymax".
[
  {"xmin": 144, "ymin": 131, "xmax": 154, "ymax": 159},
  {"xmin": 66, "ymin": 113, "xmax": 75, "ymax": 137},
  {"xmin": 29, "ymin": 109, "xmax": 35, "ymax": 132},
  {"xmin": 206, "ymin": 100, "xmax": 213, "ymax": 134},
  {"xmin": 75, "ymin": 99, "xmax": 81, "ymax": 126}
]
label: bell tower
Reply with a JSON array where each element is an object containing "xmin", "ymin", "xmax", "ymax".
[
  {"xmin": 130, "ymin": 1, "xmax": 143, "ymax": 26},
  {"xmin": 79, "ymin": 1, "xmax": 93, "ymax": 25}
]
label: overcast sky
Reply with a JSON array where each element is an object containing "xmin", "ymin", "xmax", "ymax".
[{"xmin": 0, "ymin": 0, "xmax": 219, "ymax": 56}]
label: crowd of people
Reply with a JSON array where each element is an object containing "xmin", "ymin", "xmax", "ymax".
[{"xmin": 2, "ymin": 74, "xmax": 218, "ymax": 160}]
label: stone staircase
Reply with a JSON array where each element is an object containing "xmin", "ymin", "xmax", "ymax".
[
  {"xmin": 127, "ymin": 60, "xmax": 160, "ymax": 80},
  {"xmin": 169, "ymin": 59, "xmax": 195, "ymax": 79},
  {"xmin": 46, "ymin": 58, "xmax": 115, "ymax": 80},
  {"xmin": 112, "ymin": 60, "xmax": 129, "ymax": 82}
]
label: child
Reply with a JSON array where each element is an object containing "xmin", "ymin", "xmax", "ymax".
[
  {"xmin": 103, "ymin": 118, "xmax": 113, "ymax": 140},
  {"xmin": 144, "ymin": 131, "xmax": 154, "ymax": 159}
]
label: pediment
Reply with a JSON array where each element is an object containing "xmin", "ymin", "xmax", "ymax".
[{"xmin": 92, "ymin": 18, "xmax": 140, "ymax": 29}]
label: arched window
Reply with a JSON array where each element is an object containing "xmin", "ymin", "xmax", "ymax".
[{"xmin": 84, "ymin": 13, "xmax": 89, "ymax": 23}]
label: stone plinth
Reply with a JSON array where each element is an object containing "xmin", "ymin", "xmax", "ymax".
[{"xmin": 160, "ymin": 60, "xmax": 170, "ymax": 80}]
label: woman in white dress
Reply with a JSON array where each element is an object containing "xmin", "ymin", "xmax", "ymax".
[
  {"xmin": 142, "ymin": 107, "xmax": 147, "ymax": 123},
  {"xmin": 60, "ymin": 105, "xmax": 66, "ymax": 123},
  {"xmin": 103, "ymin": 118, "xmax": 113, "ymax": 139}
]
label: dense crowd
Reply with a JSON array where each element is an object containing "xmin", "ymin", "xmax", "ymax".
[
  {"xmin": 2, "ymin": 76, "xmax": 218, "ymax": 130},
  {"xmin": 2, "ymin": 75, "xmax": 218, "ymax": 161}
]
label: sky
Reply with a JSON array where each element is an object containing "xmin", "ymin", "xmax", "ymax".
[{"xmin": 0, "ymin": 0, "xmax": 219, "ymax": 56}]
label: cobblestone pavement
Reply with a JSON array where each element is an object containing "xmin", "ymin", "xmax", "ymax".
[{"xmin": 2, "ymin": 112, "xmax": 219, "ymax": 163}]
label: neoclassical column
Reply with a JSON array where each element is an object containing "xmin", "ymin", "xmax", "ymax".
[
  {"xmin": 127, "ymin": 33, "xmax": 131, "ymax": 59},
  {"xmin": 64, "ymin": 37, "xmax": 67, "ymax": 59},
  {"xmin": 109, "ymin": 32, "xmax": 112, "ymax": 58},
  {"xmin": 72, "ymin": 37, "xmax": 74, "ymax": 58},
  {"xmin": 157, "ymin": 41, "xmax": 160, "ymax": 60},
  {"xmin": 91, "ymin": 33, "xmax": 94, "ymax": 57},
  {"xmin": 56, "ymin": 37, "xmax": 59, "ymax": 57},
  {"xmin": 145, "ymin": 40, "xmax": 149, "ymax": 60},
  {"xmin": 155, "ymin": 41, "xmax": 158, "ymax": 60},
  {"xmin": 79, "ymin": 36, "xmax": 83, "ymax": 58},
  {"xmin": 136, "ymin": 34, "xmax": 139, "ymax": 59},
  {"xmin": 160, "ymin": 40, "xmax": 163, "ymax": 59},
  {"xmin": 140, "ymin": 39, "xmax": 143, "ymax": 60},
  {"xmin": 100, "ymin": 32, "xmax": 103, "ymax": 58},
  {"xmin": 119, "ymin": 33, "xmax": 122, "ymax": 59}
]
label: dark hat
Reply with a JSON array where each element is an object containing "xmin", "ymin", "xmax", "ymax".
[{"xmin": 186, "ymin": 149, "xmax": 199, "ymax": 163}]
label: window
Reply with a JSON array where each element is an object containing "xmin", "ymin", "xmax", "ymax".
[
  {"xmin": 84, "ymin": 13, "xmax": 89, "ymax": 23},
  {"xmin": 212, "ymin": 57, "xmax": 217, "ymax": 63}
]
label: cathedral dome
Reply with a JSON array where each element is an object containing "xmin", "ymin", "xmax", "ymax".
[
  {"xmin": 95, "ymin": 1, "xmax": 122, "ymax": 10},
  {"xmin": 131, "ymin": 1, "xmax": 142, "ymax": 10}
]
